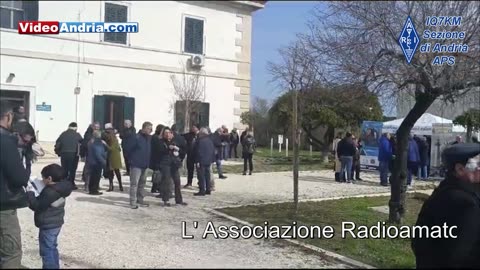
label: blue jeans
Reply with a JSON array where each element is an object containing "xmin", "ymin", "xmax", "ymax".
[
  {"xmin": 407, "ymin": 162, "xmax": 418, "ymax": 185},
  {"xmin": 39, "ymin": 227, "xmax": 61, "ymax": 269},
  {"xmin": 198, "ymin": 165, "xmax": 211, "ymax": 193},
  {"xmin": 215, "ymin": 159, "xmax": 223, "ymax": 177},
  {"xmin": 223, "ymin": 145, "xmax": 229, "ymax": 160},
  {"xmin": 340, "ymin": 156, "xmax": 353, "ymax": 181},
  {"xmin": 417, "ymin": 165, "xmax": 428, "ymax": 179},
  {"xmin": 379, "ymin": 160, "xmax": 389, "ymax": 185}
]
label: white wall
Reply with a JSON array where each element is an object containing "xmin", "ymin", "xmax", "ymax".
[
  {"xmin": 0, "ymin": 55, "xmax": 240, "ymax": 141},
  {"xmin": 0, "ymin": 1, "xmax": 251, "ymax": 141}
]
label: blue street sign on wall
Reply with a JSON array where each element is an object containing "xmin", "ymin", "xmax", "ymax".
[{"xmin": 36, "ymin": 104, "xmax": 51, "ymax": 111}]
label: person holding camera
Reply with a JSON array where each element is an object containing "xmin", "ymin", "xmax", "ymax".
[
  {"xmin": 155, "ymin": 127, "xmax": 187, "ymax": 207},
  {"xmin": 0, "ymin": 101, "xmax": 31, "ymax": 268}
]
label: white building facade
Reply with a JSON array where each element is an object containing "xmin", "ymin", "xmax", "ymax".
[{"xmin": 0, "ymin": 0, "xmax": 264, "ymax": 142}]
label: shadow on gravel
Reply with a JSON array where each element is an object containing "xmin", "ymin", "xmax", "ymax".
[
  {"xmin": 75, "ymin": 195, "xmax": 131, "ymax": 208},
  {"xmin": 299, "ymin": 176, "xmax": 382, "ymax": 187},
  {"xmin": 60, "ymin": 254, "xmax": 99, "ymax": 269}
]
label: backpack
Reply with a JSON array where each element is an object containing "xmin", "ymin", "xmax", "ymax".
[{"xmin": 246, "ymin": 138, "xmax": 256, "ymax": 154}]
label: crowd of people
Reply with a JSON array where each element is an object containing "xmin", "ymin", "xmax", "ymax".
[
  {"xmin": 332, "ymin": 132, "xmax": 364, "ymax": 183},
  {"xmin": 54, "ymin": 120, "xmax": 257, "ymax": 209},
  {"xmin": 1, "ymin": 99, "xmax": 480, "ymax": 269},
  {"xmin": 332, "ymin": 130, "xmax": 480, "ymax": 187},
  {"xmin": 0, "ymin": 99, "xmax": 259, "ymax": 268}
]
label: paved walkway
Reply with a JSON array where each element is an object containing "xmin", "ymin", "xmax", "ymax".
[{"xmin": 18, "ymin": 158, "xmax": 435, "ymax": 268}]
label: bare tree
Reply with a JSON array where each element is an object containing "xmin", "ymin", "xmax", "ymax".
[
  {"xmin": 170, "ymin": 61, "xmax": 205, "ymax": 133},
  {"xmin": 301, "ymin": 1, "xmax": 479, "ymax": 223},
  {"xmin": 268, "ymin": 40, "xmax": 324, "ymax": 215}
]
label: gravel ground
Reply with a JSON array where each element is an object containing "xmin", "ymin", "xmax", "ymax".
[{"xmin": 17, "ymin": 159, "xmax": 434, "ymax": 268}]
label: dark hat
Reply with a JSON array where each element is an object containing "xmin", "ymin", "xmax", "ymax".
[
  {"xmin": 68, "ymin": 122, "xmax": 78, "ymax": 128},
  {"xmin": 442, "ymin": 143, "xmax": 480, "ymax": 168}
]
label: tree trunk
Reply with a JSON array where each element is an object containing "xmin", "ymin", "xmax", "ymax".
[
  {"xmin": 389, "ymin": 94, "xmax": 436, "ymax": 224},
  {"xmin": 292, "ymin": 90, "xmax": 299, "ymax": 215},
  {"xmin": 466, "ymin": 125, "xmax": 472, "ymax": 143},
  {"xmin": 321, "ymin": 126, "xmax": 334, "ymax": 164}
]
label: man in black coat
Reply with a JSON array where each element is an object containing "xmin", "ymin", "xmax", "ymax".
[
  {"xmin": 412, "ymin": 143, "xmax": 480, "ymax": 268},
  {"xmin": 55, "ymin": 122, "xmax": 83, "ymax": 189},
  {"xmin": 414, "ymin": 135, "xmax": 430, "ymax": 180},
  {"xmin": 0, "ymin": 101, "xmax": 30, "ymax": 268},
  {"xmin": 212, "ymin": 128, "xmax": 227, "ymax": 179},
  {"xmin": 120, "ymin": 119, "xmax": 136, "ymax": 176},
  {"xmin": 194, "ymin": 128, "xmax": 216, "ymax": 196},
  {"xmin": 229, "ymin": 128, "xmax": 240, "ymax": 159},
  {"xmin": 336, "ymin": 132, "xmax": 356, "ymax": 183},
  {"xmin": 183, "ymin": 124, "xmax": 199, "ymax": 188}
]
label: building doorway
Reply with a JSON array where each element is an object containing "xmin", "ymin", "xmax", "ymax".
[
  {"xmin": 0, "ymin": 90, "xmax": 30, "ymax": 121},
  {"xmin": 93, "ymin": 95, "xmax": 135, "ymax": 130}
]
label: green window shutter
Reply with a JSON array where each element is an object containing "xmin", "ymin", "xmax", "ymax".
[
  {"xmin": 175, "ymin": 100, "xmax": 186, "ymax": 133},
  {"xmin": 93, "ymin": 95, "xmax": 106, "ymax": 128},
  {"xmin": 104, "ymin": 3, "xmax": 127, "ymax": 44},
  {"xmin": 193, "ymin": 19, "xmax": 204, "ymax": 54},
  {"xmin": 199, "ymin": 102, "xmax": 209, "ymax": 128},
  {"xmin": 184, "ymin": 17, "xmax": 204, "ymax": 54},
  {"xmin": 123, "ymin": 97, "xmax": 135, "ymax": 128},
  {"xmin": 23, "ymin": 1, "xmax": 38, "ymax": 21}
]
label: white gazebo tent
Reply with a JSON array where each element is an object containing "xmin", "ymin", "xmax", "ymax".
[{"xmin": 382, "ymin": 113, "xmax": 466, "ymax": 136}]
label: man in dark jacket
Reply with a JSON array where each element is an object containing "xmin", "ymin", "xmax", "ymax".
[
  {"xmin": 13, "ymin": 106, "xmax": 27, "ymax": 123},
  {"xmin": 407, "ymin": 134, "xmax": 421, "ymax": 186},
  {"xmin": 150, "ymin": 124, "xmax": 165, "ymax": 194},
  {"xmin": 12, "ymin": 121, "xmax": 36, "ymax": 176},
  {"xmin": 171, "ymin": 124, "xmax": 187, "ymax": 161},
  {"xmin": 183, "ymin": 124, "xmax": 199, "ymax": 188},
  {"xmin": 337, "ymin": 132, "xmax": 357, "ymax": 183},
  {"xmin": 412, "ymin": 143, "xmax": 480, "ymax": 268},
  {"xmin": 414, "ymin": 135, "xmax": 430, "ymax": 180},
  {"xmin": 55, "ymin": 122, "xmax": 82, "ymax": 189},
  {"xmin": 87, "ymin": 130, "xmax": 107, "ymax": 195},
  {"xmin": 124, "ymin": 122, "xmax": 152, "ymax": 209},
  {"xmin": 212, "ymin": 128, "xmax": 227, "ymax": 179},
  {"xmin": 230, "ymin": 128, "xmax": 240, "ymax": 159},
  {"xmin": 26, "ymin": 163, "xmax": 73, "ymax": 269},
  {"xmin": 378, "ymin": 132, "xmax": 393, "ymax": 186},
  {"xmin": 0, "ymin": 101, "xmax": 30, "ymax": 268},
  {"xmin": 120, "ymin": 119, "xmax": 136, "ymax": 176},
  {"xmin": 221, "ymin": 125, "xmax": 230, "ymax": 161},
  {"xmin": 80, "ymin": 122, "xmax": 100, "ymax": 190},
  {"xmin": 194, "ymin": 128, "xmax": 216, "ymax": 196}
]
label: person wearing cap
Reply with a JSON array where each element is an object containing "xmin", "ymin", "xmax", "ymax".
[
  {"xmin": 54, "ymin": 122, "xmax": 83, "ymax": 189},
  {"xmin": 104, "ymin": 123, "xmax": 124, "ymax": 192},
  {"xmin": 412, "ymin": 143, "xmax": 480, "ymax": 268}
]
